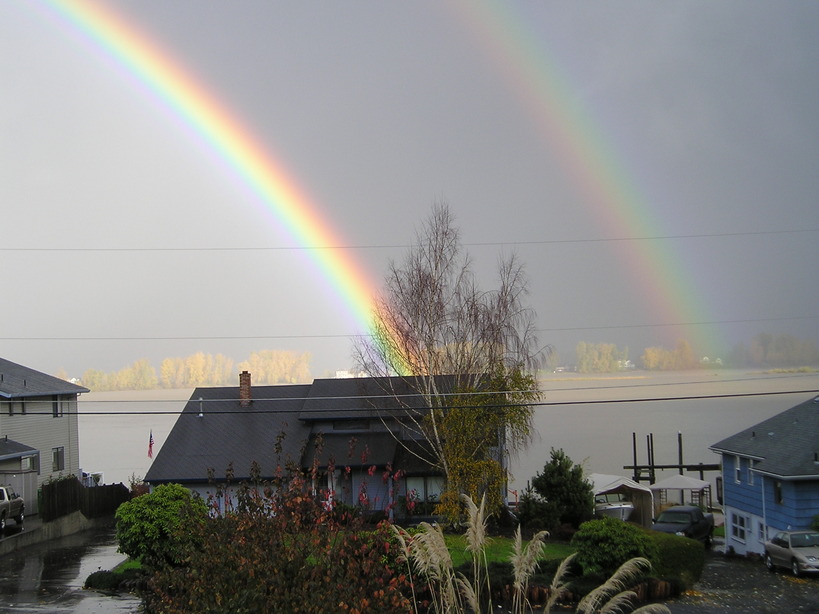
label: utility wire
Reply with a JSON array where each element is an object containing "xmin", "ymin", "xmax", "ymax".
[
  {"xmin": 71, "ymin": 372, "xmax": 819, "ymax": 404},
  {"xmin": 2, "ymin": 313, "xmax": 817, "ymax": 341},
  {"xmin": 35, "ymin": 387, "xmax": 819, "ymax": 415},
  {"xmin": 1, "ymin": 228, "xmax": 816, "ymax": 252}
]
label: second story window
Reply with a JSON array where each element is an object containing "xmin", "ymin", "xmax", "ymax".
[
  {"xmin": 734, "ymin": 456, "xmax": 742, "ymax": 483},
  {"xmin": 52, "ymin": 396, "xmax": 64, "ymax": 418},
  {"xmin": 775, "ymin": 480, "xmax": 784, "ymax": 505}
]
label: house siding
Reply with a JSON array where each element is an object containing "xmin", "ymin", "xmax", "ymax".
[
  {"xmin": 722, "ymin": 455, "xmax": 764, "ymax": 517},
  {"xmin": 0, "ymin": 395, "xmax": 81, "ymax": 488},
  {"xmin": 754, "ymin": 476, "xmax": 819, "ymax": 531}
]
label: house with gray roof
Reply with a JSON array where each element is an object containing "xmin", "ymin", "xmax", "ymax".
[
  {"xmin": 0, "ymin": 357, "xmax": 89, "ymax": 514},
  {"xmin": 145, "ymin": 372, "xmax": 453, "ymax": 516},
  {"xmin": 710, "ymin": 395, "xmax": 819, "ymax": 555}
]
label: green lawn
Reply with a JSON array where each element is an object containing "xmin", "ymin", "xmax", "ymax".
[
  {"xmin": 104, "ymin": 534, "xmax": 575, "ymax": 580},
  {"xmin": 444, "ymin": 533, "xmax": 575, "ymax": 568}
]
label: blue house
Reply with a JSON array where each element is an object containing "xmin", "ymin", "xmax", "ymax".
[{"xmin": 710, "ymin": 395, "xmax": 819, "ymax": 556}]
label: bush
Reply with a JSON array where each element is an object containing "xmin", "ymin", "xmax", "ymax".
[
  {"xmin": 648, "ymin": 529, "xmax": 705, "ymax": 588},
  {"xmin": 571, "ymin": 518, "xmax": 658, "ymax": 577},
  {"xmin": 84, "ymin": 565, "xmax": 145, "ymax": 592},
  {"xmin": 144, "ymin": 474, "xmax": 412, "ymax": 613},
  {"xmin": 115, "ymin": 483, "xmax": 208, "ymax": 570},
  {"xmin": 85, "ymin": 570, "xmax": 122, "ymax": 591}
]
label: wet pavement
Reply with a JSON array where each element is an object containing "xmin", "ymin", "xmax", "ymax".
[
  {"xmin": 667, "ymin": 539, "xmax": 819, "ymax": 613},
  {"xmin": 0, "ymin": 521, "xmax": 141, "ymax": 613}
]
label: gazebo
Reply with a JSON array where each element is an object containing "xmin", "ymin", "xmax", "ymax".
[{"xmin": 649, "ymin": 474, "xmax": 712, "ymax": 513}]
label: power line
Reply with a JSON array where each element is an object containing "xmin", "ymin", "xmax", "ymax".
[
  {"xmin": 71, "ymin": 371, "xmax": 819, "ymax": 404},
  {"xmin": 48, "ymin": 387, "xmax": 819, "ymax": 415},
  {"xmin": 1, "ymin": 227, "xmax": 816, "ymax": 252},
  {"xmin": 2, "ymin": 313, "xmax": 816, "ymax": 342}
]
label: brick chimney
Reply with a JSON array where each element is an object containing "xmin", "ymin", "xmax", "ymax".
[{"xmin": 239, "ymin": 370, "xmax": 252, "ymax": 407}]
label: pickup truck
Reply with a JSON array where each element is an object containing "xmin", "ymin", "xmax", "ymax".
[
  {"xmin": 0, "ymin": 486, "xmax": 25, "ymax": 533},
  {"xmin": 652, "ymin": 505, "xmax": 714, "ymax": 545}
]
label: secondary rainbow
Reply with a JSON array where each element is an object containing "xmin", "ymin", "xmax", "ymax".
[
  {"xmin": 452, "ymin": 0, "xmax": 721, "ymax": 354},
  {"xmin": 44, "ymin": 0, "xmax": 389, "ymax": 350}
]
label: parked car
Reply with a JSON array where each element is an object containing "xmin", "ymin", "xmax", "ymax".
[
  {"xmin": 764, "ymin": 530, "xmax": 819, "ymax": 576},
  {"xmin": 0, "ymin": 486, "xmax": 24, "ymax": 532},
  {"xmin": 651, "ymin": 505, "xmax": 714, "ymax": 545}
]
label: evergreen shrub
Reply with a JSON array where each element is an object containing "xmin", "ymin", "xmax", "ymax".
[
  {"xmin": 648, "ymin": 530, "xmax": 705, "ymax": 589},
  {"xmin": 571, "ymin": 517, "xmax": 658, "ymax": 577}
]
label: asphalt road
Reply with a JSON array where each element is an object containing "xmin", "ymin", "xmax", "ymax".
[
  {"xmin": 0, "ymin": 522, "xmax": 140, "ymax": 614},
  {"xmin": 668, "ymin": 541, "xmax": 819, "ymax": 614}
]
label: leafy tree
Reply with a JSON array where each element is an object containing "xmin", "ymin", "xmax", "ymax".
[
  {"xmin": 641, "ymin": 339, "xmax": 699, "ymax": 370},
  {"xmin": 354, "ymin": 203, "xmax": 543, "ymax": 517},
  {"xmin": 115, "ymin": 483, "xmax": 208, "ymax": 570},
  {"xmin": 575, "ymin": 342, "xmax": 627, "ymax": 373},
  {"xmin": 519, "ymin": 448, "xmax": 593, "ymax": 531}
]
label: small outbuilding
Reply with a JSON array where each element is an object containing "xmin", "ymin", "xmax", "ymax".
[{"xmin": 589, "ymin": 473, "xmax": 654, "ymax": 528}]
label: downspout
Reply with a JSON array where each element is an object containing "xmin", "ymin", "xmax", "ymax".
[{"xmin": 760, "ymin": 473, "xmax": 767, "ymax": 543}]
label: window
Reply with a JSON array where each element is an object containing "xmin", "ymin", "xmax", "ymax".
[
  {"xmin": 52, "ymin": 447, "xmax": 65, "ymax": 472},
  {"xmin": 775, "ymin": 480, "xmax": 784, "ymax": 504},
  {"xmin": 758, "ymin": 521, "xmax": 766, "ymax": 542},
  {"xmin": 734, "ymin": 456, "xmax": 741, "ymax": 483},
  {"xmin": 52, "ymin": 396, "xmax": 64, "ymax": 418},
  {"xmin": 731, "ymin": 512, "xmax": 748, "ymax": 542},
  {"xmin": 405, "ymin": 476, "xmax": 445, "ymax": 504}
]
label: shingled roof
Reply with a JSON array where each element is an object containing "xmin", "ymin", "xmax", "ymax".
[
  {"xmin": 297, "ymin": 376, "xmax": 443, "ymax": 421},
  {"xmin": 145, "ymin": 383, "xmax": 312, "ymax": 484},
  {"xmin": 146, "ymin": 374, "xmax": 464, "ymax": 485},
  {"xmin": 710, "ymin": 395, "xmax": 819, "ymax": 479},
  {"xmin": 0, "ymin": 357, "xmax": 89, "ymax": 398}
]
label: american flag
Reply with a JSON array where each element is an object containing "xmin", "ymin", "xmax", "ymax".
[{"xmin": 148, "ymin": 430, "xmax": 154, "ymax": 459}]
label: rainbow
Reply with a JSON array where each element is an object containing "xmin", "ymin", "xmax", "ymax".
[
  {"xmin": 451, "ymin": 1, "xmax": 721, "ymax": 355},
  {"xmin": 43, "ymin": 0, "xmax": 722, "ymax": 363},
  {"xmin": 43, "ymin": 0, "xmax": 392, "ymax": 353}
]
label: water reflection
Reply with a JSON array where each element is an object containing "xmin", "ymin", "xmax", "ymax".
[{"xmin": 0, "ymin": 523, "xmax": 141, "ymax": 613}]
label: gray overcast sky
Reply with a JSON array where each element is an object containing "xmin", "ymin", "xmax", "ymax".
[{"xmin": 1, "ymin": 1, "xmax": 818, "ymax": 379}]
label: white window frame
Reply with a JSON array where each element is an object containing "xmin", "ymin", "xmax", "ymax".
[{"xmin": 731, "ymin": 512, "xmax": 748, "ymax": 543}]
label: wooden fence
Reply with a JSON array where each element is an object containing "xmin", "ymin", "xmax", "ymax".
[{"xmin": 39, "ymin": 478, "xmax": 131, "ymax": 522}]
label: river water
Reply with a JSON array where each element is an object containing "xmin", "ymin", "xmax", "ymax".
[{"xmin": 77, "ymin": 371, "xmax": 819, "ymax": 494}]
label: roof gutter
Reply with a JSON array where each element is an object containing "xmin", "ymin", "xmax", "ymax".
[{"xmin": 708, "ymin": 446, "xmax": 766, "ymax": 461}]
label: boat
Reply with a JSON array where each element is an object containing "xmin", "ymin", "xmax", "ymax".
[{"xmin": 594, "ymin": 492, "xmax": 635, "ymax": 521}]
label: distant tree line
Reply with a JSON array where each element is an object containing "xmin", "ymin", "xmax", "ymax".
[
  {"xmin": 641, "ymin": 339, "xmax": 698, "ymax": 371},
  {"xmin": 729, "ymin": 333, "xmax": 819, "ymax": 368},
  {"xmin": 574, "ymin": 342, "xmax": 629, "ymax": 373},
  {"xmin": 551, "ymin": 333, "xmax": 818, "ymax": 374},
  {"xmin": 80, "ymin": 350, "xmax": 311, "ymax": 391}
]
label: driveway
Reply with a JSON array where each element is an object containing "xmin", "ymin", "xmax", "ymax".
[
  {"xmin": 668, "ymin": 540, "xmax": 819, "ymax": 613},
  {"xmin": 0, "ymin": 521, "xmax": 140, "ymax": 613}
]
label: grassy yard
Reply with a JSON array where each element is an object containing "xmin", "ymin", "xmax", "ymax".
[{"xmin": 444, "ymin": 533, "xmax": 575, "ymax": 568}]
